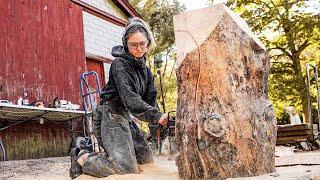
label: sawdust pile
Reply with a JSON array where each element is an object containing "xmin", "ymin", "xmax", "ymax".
[{"xmin": 1, "ymin": 150, "xmax": 320, "ymax": 180}]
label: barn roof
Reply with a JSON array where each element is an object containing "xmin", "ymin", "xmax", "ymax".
[
  {"xmin": 71, "ymin": 0, "xmax": 141, "ymax": 27},
  {"xmin": 112, "ymin": 0, "xmax": 141, "ymax": 18}
]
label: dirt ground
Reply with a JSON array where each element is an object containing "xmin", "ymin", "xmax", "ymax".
[{"xmin": 0, "ymin": 149, "xmax": 320, "ymax": 180}]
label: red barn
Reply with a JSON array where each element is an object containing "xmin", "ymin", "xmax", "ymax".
[{"xmin": 0, "ymin": 0, "xmax": 140, "ymax": 160}]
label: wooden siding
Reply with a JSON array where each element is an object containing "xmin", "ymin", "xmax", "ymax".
[
  {"xmin": 71, "ymin": 0, "xmax": 127, "ymax": 27},
  {"xmin": 0, "ymin": 121, "xmax": 73, "ymax": 160},
  {"xmin": 0, "ymin": 0, "xmax": 86, "ymax": 105},
  {"xmin": 0, "ymin": 0, "xmax": 86, "ymax": 160},
  {"xmin": 86, "ymin": 57, "xmax": 105, "ymax": 89}
]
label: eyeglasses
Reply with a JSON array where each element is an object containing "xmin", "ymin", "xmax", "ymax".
[{"xmin": 128, "ymin": 41, "xmax": 148, "ymax": 50}]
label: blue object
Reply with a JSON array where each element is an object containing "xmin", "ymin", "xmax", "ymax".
[{"xmin": 80, "ymin": 71, "xmax": 101, "ymax": 137}]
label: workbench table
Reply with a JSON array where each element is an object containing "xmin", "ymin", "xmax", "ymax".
[{"xmin": 0, "ymin": 103, "xmax": 90, "ymax": 161}]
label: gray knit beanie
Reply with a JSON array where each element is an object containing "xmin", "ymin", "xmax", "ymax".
[{"xmin": 122, "ymin": 17, "xmax": 156, "ymax": 53}]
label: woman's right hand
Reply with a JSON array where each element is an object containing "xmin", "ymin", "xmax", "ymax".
[{"xmin": 159, "ymin": 113, "xmax": 168, "ymax": 126}]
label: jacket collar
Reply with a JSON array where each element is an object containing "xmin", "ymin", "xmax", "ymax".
[{"xmin": 111, "ymin": 45, "xmax": 146, "ymax": 69}]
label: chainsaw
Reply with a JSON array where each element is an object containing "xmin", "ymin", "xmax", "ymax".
[
  {"xmin": 150, "ymin": 55, "xmax": 177, "ymax": 155},
  {"xmin": 148, "ymin": 111, "xmax": 176, "ymax": 155}
]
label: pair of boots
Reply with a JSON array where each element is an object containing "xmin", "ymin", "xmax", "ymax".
[{"xmin": 69, "ymin": 137, "xmax": 91, "ymax": 179}]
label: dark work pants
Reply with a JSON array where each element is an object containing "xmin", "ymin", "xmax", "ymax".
[{"xmin": 82, "ymin": 104, "xmax": 153, "ymax": 178}]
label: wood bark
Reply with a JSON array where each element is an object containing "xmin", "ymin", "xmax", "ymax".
[{"xmin": 173, "ymin": 4, "xmax": 277, "ymax": 179}]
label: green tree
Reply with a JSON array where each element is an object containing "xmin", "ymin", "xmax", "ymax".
[
  {"xmin": 130, "ymin": 0, "xmax": 185, "ymax": 55},
  {"xmin": 130, "ymin": 0, "xmax": 185, "ymax": 112},
  {"xmin": 208, "ymin": 0, "xmax": 320, "ymax": 121},
  {"xmin": 127, "ymin": 1, "xmax": 185, "ymax": 133}
]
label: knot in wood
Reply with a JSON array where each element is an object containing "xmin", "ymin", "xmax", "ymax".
[{"xmin": 202, "ymin": 113, "xmax": 226, "ymax": 138}]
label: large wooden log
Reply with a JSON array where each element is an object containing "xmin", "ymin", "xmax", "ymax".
[{"xmin": 173, "ymin": 4, "xmax": 277, "ymax": 179}]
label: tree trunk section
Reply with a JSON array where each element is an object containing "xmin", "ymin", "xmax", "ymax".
[
  {"xmin": 173, "ymin": 4, "xmax": 277, "ymax": 179},
  {"xmin": 294, "ymin": 61, "xmax": 310, "ymax": 123}
]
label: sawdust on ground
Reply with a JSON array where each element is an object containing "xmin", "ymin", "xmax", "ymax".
[{"xmin": 1, "ymin": 149, "xmax": 320, "ymax": 180}]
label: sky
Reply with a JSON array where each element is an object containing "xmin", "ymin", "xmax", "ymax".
[
  {"xmin": 178, "ymin": 0, "xmax": 227, "ymax": 10},
  {"xmin": 178, "ymin": 0, "xmax": 208, "ymax": 10},
  {"xmin": 179, "ymin": 0, "xmax": 319, "ymax": 12}
]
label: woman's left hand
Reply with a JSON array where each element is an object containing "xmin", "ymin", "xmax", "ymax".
[{"xmin": 159, "ymin": 113, "xmax": 168, "ymax": 126}]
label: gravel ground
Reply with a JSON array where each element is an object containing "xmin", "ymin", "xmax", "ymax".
[
  {"xmin": 0, "ymin": 150, "xmax": 320, "ymax": 180},
  {"xmin": 0, "ymin": 156, "xmax": 69, "ymax": 180}
]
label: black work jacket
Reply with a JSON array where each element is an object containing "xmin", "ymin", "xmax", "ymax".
[{"xmin": 100, "ymin": 46, "xmax": 162, "ymax": 124}]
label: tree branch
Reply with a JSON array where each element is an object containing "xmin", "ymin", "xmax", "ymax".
[{"xmin": 296, "ymin": 41, "xmax": 310, "ymax": 58}]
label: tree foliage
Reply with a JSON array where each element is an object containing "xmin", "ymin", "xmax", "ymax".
[
  {"xmin": 209, "ymin": 0, "xmax": 320, "ymax": 121},
  {"xmin": 130, "ymin": 0, "xmax": 185, "ymax": 55},
  {"xmin": 129, "ymin": 0, "xmax": 185, "ymax": 128}
]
